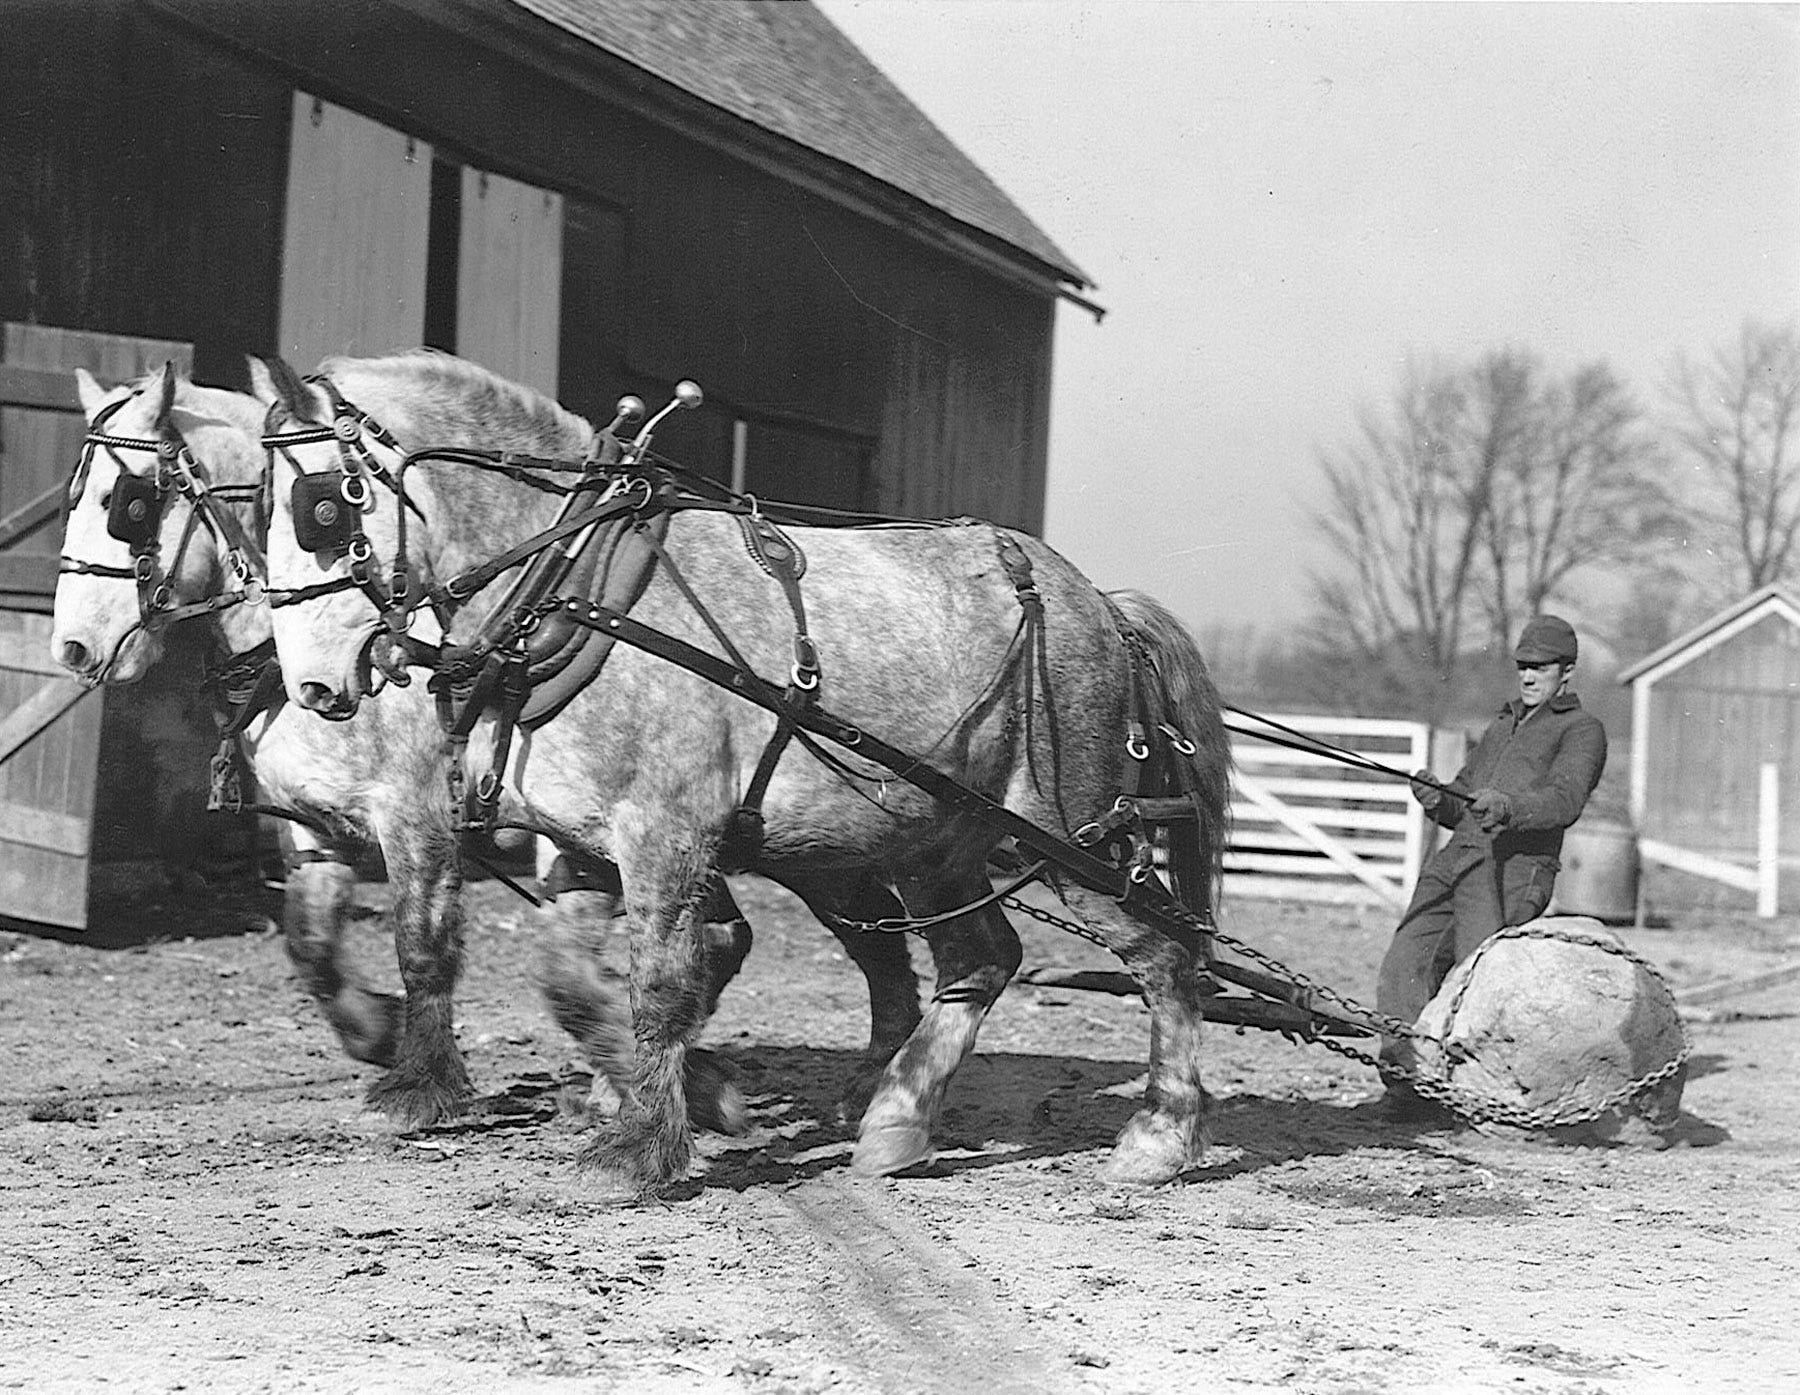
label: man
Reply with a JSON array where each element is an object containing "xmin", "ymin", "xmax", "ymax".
[{"xmin": 1374, "ymin": 614, "xmax": 1608, "ymax": 1122}]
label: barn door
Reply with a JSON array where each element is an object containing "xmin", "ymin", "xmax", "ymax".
[
  {"xmin": 278, "ymin": 93, "xmax": 432, "ymax": 369},
  {"xmin": 456, "ymin": 166, "xmax": 563, "ymax": 396},
  {"xmin": 0, "ymin": 325, "xmax": 193, "ymax": 929}
]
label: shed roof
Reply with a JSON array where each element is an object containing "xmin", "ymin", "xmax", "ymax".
[
  {"xmin": 1618, "ymin": 584, "xmax": 1800, "ymax": 686},
  {"xmin": 507, "ymin": 0, "xmax": 1089, "ymax": 290}
]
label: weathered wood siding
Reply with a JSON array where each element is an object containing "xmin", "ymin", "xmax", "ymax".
[
  {"xmin": 1643, "ymin": 610, "xmax": 1800, "ymax": 853},
  {"xmin": 0, "ymin": 3, "xmax": 288, "ymax": 389}
]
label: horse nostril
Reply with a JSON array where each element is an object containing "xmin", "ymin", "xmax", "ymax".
[
  {"xmin": 59, "ymin": 640, "xmax": 92, "ymax": 673},
  {"xmin": 298, "ymin": 681, "xmax": 339, "ymax": 712}
]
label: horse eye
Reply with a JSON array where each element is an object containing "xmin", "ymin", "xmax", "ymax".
[{"xmin": 98, "ymin": 489, "xmax": 112, "ymax": 507}]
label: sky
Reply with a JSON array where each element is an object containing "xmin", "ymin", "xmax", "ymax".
[{"xmin": 813, "ymin": 0, "xmax": 1800, "ymax": 636}]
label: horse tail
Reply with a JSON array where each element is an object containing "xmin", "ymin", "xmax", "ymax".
[{"xmin": 1107, "ymin": 588, "xmax": 1233, "ymax": 917}]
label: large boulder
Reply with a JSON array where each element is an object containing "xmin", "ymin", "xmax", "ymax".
[{"xmin": 1411, "ymin": 916, "xmax": 1688, "ymax": 1145}]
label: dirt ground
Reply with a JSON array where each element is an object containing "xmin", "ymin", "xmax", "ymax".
[{"xmin": 1, "ymin": 867, "xmax": 1795, "ymax": 1395}]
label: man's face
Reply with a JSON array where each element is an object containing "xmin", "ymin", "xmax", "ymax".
[{"xmin": 1517, "ymin": 659, "xmax": 1571, "ymax": 709}]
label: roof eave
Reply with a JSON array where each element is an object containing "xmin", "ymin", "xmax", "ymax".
[
  {"xmin": 1618, "ymin": 583, "xmax": 1800, "ymax": 685},
  {"xmin": 395, "ymin": 0, "xmax": 1089, "ymax": 300}
]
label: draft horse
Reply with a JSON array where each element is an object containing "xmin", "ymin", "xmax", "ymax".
[
  {"xmin": 48, "ymin": 364, "xmax": 759, "ymax": 1126},
  {"xmin": 257, "ymin": 350, "xmax": 1232, "ymax": 1188}
]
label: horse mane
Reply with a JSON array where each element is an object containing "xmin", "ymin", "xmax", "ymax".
[
  {"xmin": 311, "ymin": 349, "xmax": 598, "ymax": 586},
  {"xmin": 315, "ymin": 349, "xmax": 595, "ymax": 460}
]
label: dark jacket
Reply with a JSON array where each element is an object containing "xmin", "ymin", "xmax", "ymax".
[{"xmin": 1429, "ymin": 693, "xmax": 1608, "ymax": 864}]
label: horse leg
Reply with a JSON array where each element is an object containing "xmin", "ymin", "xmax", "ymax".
[
  {"xmin": 851, "ymin": 871, "xmax": 1021, "ymax": 1177},
  {"xmin": 785, "ymin": 874, "xmax": 922, "ymax": 1120},
  {"xmin": 579, "ymin": 839, "xmax": 721, "ymax": 1193},
  {"xmin": 362, "ymin": 826, "xmax": 472, "ymax": 1127},
  {"xmin": 1052, "ymin": 880, "xmax": 1210, "ymax": 1184},
  {"xmin": 536, "ymin": 861, "xmax": 752, "ymax": 1134},
  {"xmin": 277, "ymin": 824, "xmax": 401, "ymax": 1067}
]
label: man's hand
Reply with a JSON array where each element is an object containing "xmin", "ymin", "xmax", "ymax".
[
  {"xmin": 1409, "ymin": 770, "xmax": 1443, "ymax": 814},
  {"xmin": 1470, "ymin": 788, "xmax": 1513, "ymax": 832}
]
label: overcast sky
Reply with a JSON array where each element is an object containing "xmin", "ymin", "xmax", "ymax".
[{"xmin": 814, "ymin": 0, "xmax": 1800, "ymax": 635}]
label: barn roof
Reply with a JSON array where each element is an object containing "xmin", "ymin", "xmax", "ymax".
[
  {"xmin": 1618, "ymin": 584, "xmax": 1800, "ymax": 686},
  {"xmin": 506, "ymin": 0, "xmax": 1090, "ymax": 291}
]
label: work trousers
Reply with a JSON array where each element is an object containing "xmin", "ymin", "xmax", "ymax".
[{"xmin": 1374, "ymin": 842, "xmax": 1555, "ymax": 1074}]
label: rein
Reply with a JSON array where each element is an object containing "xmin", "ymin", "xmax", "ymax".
[{"xmin": 260, "ymin": 378, "xmax": 1215, "ymax": 941}]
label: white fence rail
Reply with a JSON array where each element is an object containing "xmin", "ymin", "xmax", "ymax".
[{"xmin": 1223, "ymin": 713, "xmax": 1439, "ymax": 910}]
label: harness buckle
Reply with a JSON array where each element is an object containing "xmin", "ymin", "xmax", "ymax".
[{"xmin": 333, "ymin": 413, "xmax": 361, "ymax": 443}]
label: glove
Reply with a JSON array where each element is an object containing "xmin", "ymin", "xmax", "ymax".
[
  {"xmin": 1409, "ymin": 770, "xmax": 1443, "ymax": 813},
  {"xmin": 1470, "ymin": 787, "xmax": 1513, "ymax": 832}
]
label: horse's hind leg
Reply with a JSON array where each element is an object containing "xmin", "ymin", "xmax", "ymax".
[
  {"xmin": 1053, "ymin": 881, "xmax": 1210, "ymax": 1184},
  {"xmin": 851, "ymin": 871, "xmax": 1021, "ymax": 1177},
  {"xmin": 278, "ymin": 825, "xmax": 402, "ymax": 1067},
  {"xmin": 363, "ymin": 827, "xmax": 472, "ymax": 1127},
  {"xmin": 785, "ymin": 874, "xmax": 922, "ymax": 1120}
]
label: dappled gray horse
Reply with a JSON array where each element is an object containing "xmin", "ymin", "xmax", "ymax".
[
  {"xmin": 257, "ymin": 350, "xmax": 1231, "ymax": 1189},
  {"xmin": 47, "ymin": 365, "xmax": 765, "ymax": 1126}
]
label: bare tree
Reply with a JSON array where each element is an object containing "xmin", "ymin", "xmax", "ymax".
[
  {"xmin": 1309, "ymin": 350, "xmax": 1665, "ymax": 721},
  {"xmin": 1480, "ymin": 357, "xmax": 1671, "ymax": 651},
  {"xmin": 1667, "ymin": 319, "xmax": 1800, "ymax": 593},
  {"xmin": 1308, "ymin": 358, "xmax": 1494, "ymax": 721}
]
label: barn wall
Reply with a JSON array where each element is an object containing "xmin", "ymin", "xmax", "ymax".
[
  {"xmin": 146, "ymin": 0, "xmax": 1056, "ymax": 529},
  {"xmin": 1643, "ymin": 611, "xmax": 1800, "ymax": 853},
  {"xmin": 0, "ymin": 2, "xmax": 288, "ymax": 389}
]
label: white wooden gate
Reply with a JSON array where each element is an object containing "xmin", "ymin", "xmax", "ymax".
[{"xmin": 1225, "ymin": 713, "xmax": 1441, "ymax": 910}]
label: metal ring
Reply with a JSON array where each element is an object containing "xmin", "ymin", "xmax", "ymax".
[
  {"xmin": 333, "ymin": 414, "xmax": 361, "ymax": 443},
  {"xmin": 347, "ymin": 536, "xmax": 373, "ymax": 564},
  {"xmin": 791, "ymin": 663, "xmax": 819, "ymax": 691},
  {"xmin": 340, "ymin": 474, "xmax": 371, "ymax": 509},
  {"xmin": 1126, "ymin": 734, "xmax": 1150, "ymax": 760},
  {"xmin": 134, "ymin": 555, "xmax": 157, "ymax": 582}
]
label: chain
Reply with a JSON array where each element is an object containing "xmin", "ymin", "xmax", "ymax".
[{"xmin": 999, "ymin": 893, "xmax": 1690, "ymax": 1132}]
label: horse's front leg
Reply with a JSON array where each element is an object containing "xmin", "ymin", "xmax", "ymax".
[
  {"xmin": 851, "ymin": 870, "xmax": 1021, "ymax": 1177},
  {"xmin": 277, "ymin": 822, "xmax": 402, "ymax": 1066},
  {"xmin": 579, "ymin": 839, "xmax": 720, "ymax": 1194},
  {"xmin": 535, "ymin": 855, "xmax": 751, "ymax": 1134},
  {"xmin": 362, "ymin": 825, "xmax": 472, "ymax": 1127}
]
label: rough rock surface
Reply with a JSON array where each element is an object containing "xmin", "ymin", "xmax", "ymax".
[{"xmin": 1412, "ymin": 915, "xmax": 1688, "ymax": 1144}]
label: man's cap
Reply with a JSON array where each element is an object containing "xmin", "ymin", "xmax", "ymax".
[{"xmin": 1514, "ymin": 614, "xmax": 1578, "ymax": 664}]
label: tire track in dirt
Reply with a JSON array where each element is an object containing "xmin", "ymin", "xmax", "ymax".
[{"xmin": 749, "ymin": 1174, "xmax": 1078, "ymax": 1395}]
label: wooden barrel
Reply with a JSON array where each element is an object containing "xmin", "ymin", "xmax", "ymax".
[{"xmin": 1555, "ymin": 820, "xmax": 1640, "ymax": 923}]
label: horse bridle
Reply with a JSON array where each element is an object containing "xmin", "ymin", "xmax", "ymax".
[{"xmin": 60, "ymin": 378, "xmax": 268, "ymax": 661}]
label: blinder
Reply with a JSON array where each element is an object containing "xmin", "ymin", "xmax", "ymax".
[
  {"xmin": 107, "ymin": 469, "xmax": 165, "ymax": 546},
  {"xmin": 292, "ymin": 469, "xmax": 357, "ymax": 554}
]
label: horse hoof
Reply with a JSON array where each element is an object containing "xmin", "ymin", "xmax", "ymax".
[
  {"xmin": 851, "ymin": 1123, "xmax": 932, "ymax": 1177},
  {"xmin": 585, "ymin": 1075, "xmax": 626, "ymax": 1120},
  {"xmin": 365, "ymin": 1067, "xmax": 472, "ymax": 1129},
  {"xmin": 691, "ymin": 1079, "xmax": 749, "ymax": 1136},
  {"xmin": 1100, "ymin": 1109, "xmax": 1199, "ymax": 1186},
  {"xmin": 685, "ymin": 1051, "xmax": 749, "ymax": 1135},
  {"xmin": 332, "ymin": 991, "xmax": 404, "ymax": 1068}
]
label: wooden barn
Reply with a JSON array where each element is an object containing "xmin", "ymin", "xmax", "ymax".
[
  {"xmin": 1619, "ymin": 585, "xmax": 1800, "ymax": 910},
  {"xmin": 0, "ymin": 0, "xmax": 1089, "ymax": 928}
]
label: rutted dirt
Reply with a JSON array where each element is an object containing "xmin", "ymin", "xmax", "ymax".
[{"xmin": 1, "ymin": 873, "xmax": 1795, "ymax": 1393}]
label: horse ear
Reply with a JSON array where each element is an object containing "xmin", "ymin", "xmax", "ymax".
[
  {"xmin": 246, "ymin": 356, "xmax": 278, "ymax": 405},
  {"xmin": 74, "ymin": 368, "xmax": 112, "ymax": 421},
  {"xmin": 155, "ymin": 361, "xmax": 178, "ymax": 424},
  {"xmin": 251, "ymin": 354, "xmax": 320, "ymax": 423}
]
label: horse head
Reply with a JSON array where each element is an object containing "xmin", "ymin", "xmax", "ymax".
[
  {"xmin": 52, "ymin": 364, "xmax": 270, "ymax": 685},
  {"xmin": 255, "ymin": 350, "xmax": 594, "ymax": 721}
]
